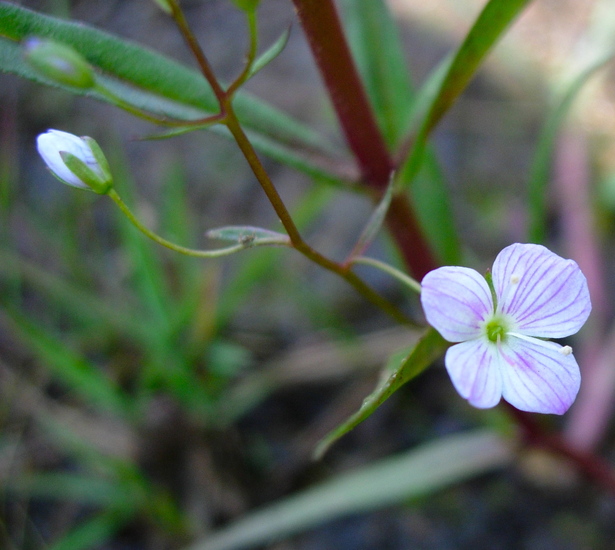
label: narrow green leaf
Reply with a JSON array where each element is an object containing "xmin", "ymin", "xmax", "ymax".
[
  {"xmin": 184, "ymin": 429, "xmax": 511, "ymax": 550},
  {"xmin": 528, "ymin": 51, "xmax": 615, "ymax": 242},
  {"xmin": 339, "ymin": 0, "xmax": 461, "ymax": 263},
  {"xmin": 314, "ymin": 327, "xmax": 450, "ymax": 459},
  {"xmin": 340, "ymin": 0, "xmax": 414, "ymax": 147},
  {"xmin": 410, "ymin": 152, "xmax": 462, "ymax": 265},
  {"xmin": 1, "ymin": 306, "xmax": 130, "ymax": 416},
  {"xmin": 247, "ymin": 27, "xmax": 290, "ymax": 80},
  {"xmin": 347, "ymin": 174, "xmax": 395, "ymax": 260},
  {"xmin": 0, "ymin": 251, "xmax": 155, "ymax": 347},
  {"xmin": 400, "ymin": 0, "xmax": 533, "ymax": 186}
]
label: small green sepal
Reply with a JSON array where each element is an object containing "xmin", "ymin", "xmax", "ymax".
[{"xmin": 60, "ymin": 151, "xmax": 113, "ymax": 195}]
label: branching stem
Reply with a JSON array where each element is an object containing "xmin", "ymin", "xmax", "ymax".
[{"xmin": 166, "ymin": 1, "xmax": 414, "ymax": 327}]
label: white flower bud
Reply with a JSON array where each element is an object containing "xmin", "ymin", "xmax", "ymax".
[{"xmin": 36, "ymin": 129, "xmax": 112, "ymax": 194}]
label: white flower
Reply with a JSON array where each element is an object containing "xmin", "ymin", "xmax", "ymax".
[
  {"xmin": 420, "ymin": 243, "xmax": 591, "ymax": 414},
  {"xmin": 36, "ymin": 129, "xmax": 112, "ymax": 193}
]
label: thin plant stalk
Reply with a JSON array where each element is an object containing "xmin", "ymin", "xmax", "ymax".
[{"xmin": 167, "ymin": 1, "xmax": 414, "ymax": 327}]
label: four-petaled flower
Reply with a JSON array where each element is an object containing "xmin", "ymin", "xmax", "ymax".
[{"xmin": 420, "ymin": 243, "xmax": 591, "ymax": 414}]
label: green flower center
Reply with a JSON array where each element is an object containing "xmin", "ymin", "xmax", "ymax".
[{"xmin": 484, "ymin": 317, "xmax": 509, "ymax": 343}]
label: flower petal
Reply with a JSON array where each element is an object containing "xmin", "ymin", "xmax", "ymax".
[
  {"xmin": 445, "ymin": 339, "xmax": 503, "ymax": 408},
  {"xmin": 421, "ymin": 266, "xmax": 493, "ymax": 342},
  {"xmin": 492, "ymin": 243, "xmax": 591, "ymax": 338},
  {"xmin": 499, "ymin": 334, "xmax": 580, "ymax": 414}
]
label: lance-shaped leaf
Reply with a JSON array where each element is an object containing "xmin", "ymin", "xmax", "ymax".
[
  {"xmin": 314, "ymin": 327, "xmax": 450, "ymax": 459},
  {"xmin": 346, "ymin": 173, "xmax": 395, "ymax": 261},
  {"xmin": 247, "ymin": 27, "xmax": 291, "ymax": 81}
]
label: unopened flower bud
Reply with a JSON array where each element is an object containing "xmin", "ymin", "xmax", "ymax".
[
  {"xmin": 23, "ymin": 37, "xmax": 95, "ymax": 89},
  {"xmin": 36, "ymin": 130, "xmax": 113, "ymax": 194}
]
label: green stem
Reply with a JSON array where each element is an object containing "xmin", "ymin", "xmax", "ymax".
[
  {"xmin": 168, "ymin": 0, "xmax": 226, "ymax": 106},
  {"xmin": 108, "ymin": 190, "xmax": 245, "ymax": 258},
  {"xmin": 164, "ymin": 2, "xmax": 415, "ymax": 326},
  {"xmin": 352, "ymin": 256, "xmax": 422, "ymax": 294},
  {"xmin": 95, "ymin": 84, "xmax": 225, "ymax": 128},
  {"xmin": 223, "ymin": 110, "xmax": 414, "ymax": 326},
  {"xmin": 226, "ymin": 10, "xmax": 259, "ymax": 97}
]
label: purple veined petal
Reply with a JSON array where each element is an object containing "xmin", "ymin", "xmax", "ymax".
[
  {"xmin": 492, "ymin": 243, "xmax": 591, "ymax": 338},
  {"xmin": 445, "ymin": 339, "xmax": 503, "ymax": 409},
  {"xmin": 499, "ymin": 334, "xmax": 581, "ymax": 414},
  {"xmin": 421, "ymin": 266, "xmax": 493, "ymax": 342}
]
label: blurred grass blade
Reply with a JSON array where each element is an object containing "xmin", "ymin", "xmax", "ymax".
[
  {"xmin": 0, "ymin": 250, "xmax": 154, "ymax": 347},
  {"xmin": 315, "ymin": 328, "xmax": 450, "ymax": 459},
  {"xmin": 528, "ymin": 51, "xmax": 615, "ymax": 243},
  {"xmin": 1, "ymin": 306, "xmax": 130, "ymax": 417},
  {"xmin": 400, "ymin": 0, "xmax": 532, "ymax": 186},
  {"xmin": 398, "ymin": 55, "xmax": 460, "ymax": 265},
  {"xmin": 247, "ymin": 26, "xmax": 291, "ymax": 80},
  {"xmin": 48, "ymin": 510, "xmax": 134, "ymax": 550},
  {"xmin": 410, "ymin": 151, "xmax": 462, "ymax": 265},
  {"xmin": 185, "ymin": 429, "xmax": 511, "ymax": 550},
  {"xmin": 339, "ymin": 0, "xmax": 461, "ymax": 264},
  {"xmin": 339, "ymin": 0, "xmax": 414, "ymax": 148},
  {"xmin": 399, "ymin": 53, "xmax": 453, "ymax": 139},
  {"xmin": 8, "ymin": 472, "xmax": 134, "ymax": 506},
  {"xmin": 111, "ymin": 152, "xmax": 171, "ymax": 331},
  {"xmin": 216, "ymin": 185, "xmax": 335, "ymax": 327}
]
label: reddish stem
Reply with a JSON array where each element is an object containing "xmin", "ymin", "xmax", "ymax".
[
  {"xmin": 507, "ymin": 405, "xmax": 615, "ymax": 495},
  {"xmin": 291, "ymin": 0, "xmax": 390, "ymax": 186},
  {"xmin": 291, "ymin": 0, "xmax": 436, "ymax": 278}
]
